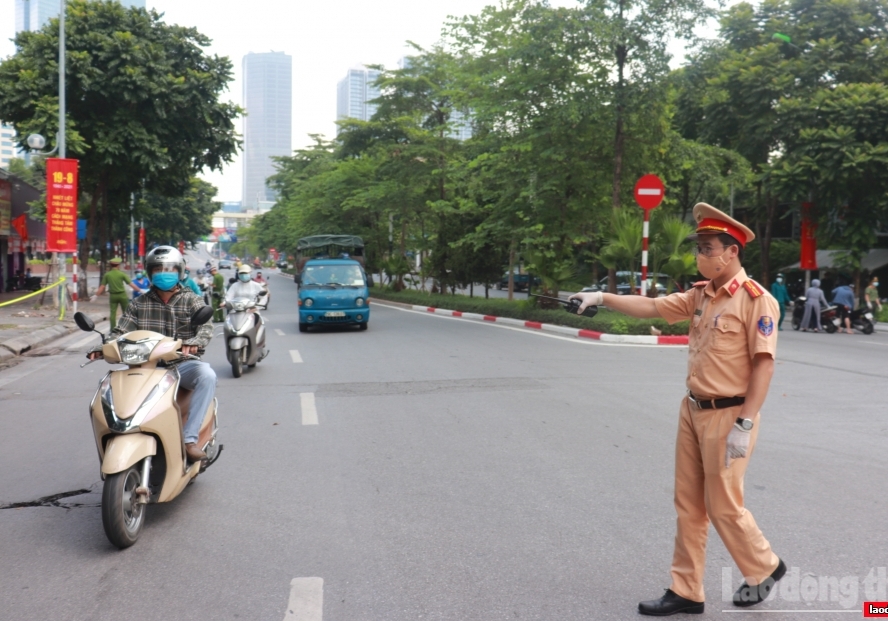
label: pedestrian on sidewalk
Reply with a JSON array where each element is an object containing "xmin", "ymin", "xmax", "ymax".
[
  {"xmin": 569, "ymin": 203, "xmax": 787, "ymax": 616},
  {"xmin": 770, "ymin": 273, "xmax": 792, "ymax": 330},
  {"xmin": 865, "ymin": 277, "xmax": 882, "ymax": 315},
  {"xmin": 800, "ymin": 279, "xmax": 828, "ymax": 332},
  {"xmin": 91, "ymin": 258, "xmax": 146, "ymax": 329}
]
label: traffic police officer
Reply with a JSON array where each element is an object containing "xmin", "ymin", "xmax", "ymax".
[
  {"xmin": 570, "ymin": 203, "xmax": 786, "ymax": 615},
  {"xmin": 210, "ymin": 265, "xmax": 226, "ymax": 322},
  {"xmin": 92, "ymin": 257, "xmax": 146, "ymax": 329}
]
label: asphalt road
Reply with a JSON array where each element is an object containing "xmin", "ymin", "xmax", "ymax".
[{"xmin": 1, "ymin": 273, "xmax": 886, "ymax": 620}]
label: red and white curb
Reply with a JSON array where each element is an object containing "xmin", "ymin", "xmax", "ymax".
[{"xmin": 371, "ymin": 300, "xmax": 688, "ymax": 346}]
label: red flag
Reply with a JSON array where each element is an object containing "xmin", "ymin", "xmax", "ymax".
[
  {"xmin": 12, "ymin": 214, "xmax": 28, "ymax": 241},
  {"xmin": 800, "ymin": 202, "xmax": 817, "ymax": 270},
  {"xmin": 138, "ymin": 227, "xmax": 146, "ymax": 257}
]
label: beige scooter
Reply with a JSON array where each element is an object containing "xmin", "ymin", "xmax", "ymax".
[{"xmin": 75, "ymin": 308, "xmax": 222, "ymax": 549}]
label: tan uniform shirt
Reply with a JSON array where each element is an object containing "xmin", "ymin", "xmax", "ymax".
[{"xmin": 654, "ymin": 268, "xmax": 779, "ymax": 398}]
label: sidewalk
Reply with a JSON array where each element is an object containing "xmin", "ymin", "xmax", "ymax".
[{"xmin": 0, "ymin": 291, "xmax": 108, "ymax": 364}]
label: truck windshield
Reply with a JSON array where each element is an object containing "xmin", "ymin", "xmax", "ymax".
[{"xmin": 302, "ymin": 265, "xmax": 365, "ymax": 287}]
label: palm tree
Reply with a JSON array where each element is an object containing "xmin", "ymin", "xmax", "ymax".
[{"xmin": 599, "ymin": 210, "xmax": 643, "ymax": 293}]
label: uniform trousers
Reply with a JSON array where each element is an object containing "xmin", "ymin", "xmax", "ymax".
[
  {"xmin": 108, "ymin": 293, "xmax": 129, "ymax": 330},
  {"xmin": 670, "ymin": 396, "xmax": 779, "ymax": 602}
]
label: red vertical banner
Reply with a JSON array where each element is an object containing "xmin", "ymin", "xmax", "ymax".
[
  {"xmin": 800, "ymin": 202, "xmax": 817, "ymax": 270},
  {"xmin": 138, "ymin": 227, "xmax": 146, "ymax": 257},
  {"xmin": 46, "ymin": 158, "xmax": 79, "ymax": 252}
]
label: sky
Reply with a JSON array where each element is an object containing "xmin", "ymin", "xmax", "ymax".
[{"xmin": 0, "ymin": 0, "xmax": 695, "ymax": 203}]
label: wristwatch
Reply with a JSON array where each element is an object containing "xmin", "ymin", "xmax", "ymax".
[{"xmin": 735, "ymin": 417, "xmax": 754, "ymax": 431}]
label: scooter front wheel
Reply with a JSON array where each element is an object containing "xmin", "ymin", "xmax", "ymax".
[
  {"xmin": 102, "ymin": 463, "xmax": 146, "ymax": 549},
  {"xmin": 230, "ymin": 352, "xmax": 243, "ymax": 378}
]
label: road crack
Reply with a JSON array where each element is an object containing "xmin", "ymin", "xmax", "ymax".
[{"xmin": 0, "ymin": 488, "xmax": 95, "ymax": 509}]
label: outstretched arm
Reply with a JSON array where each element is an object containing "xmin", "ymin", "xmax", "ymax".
[{"xmin": 569, "ymin": 291, "xmax": 661, "ymax": 319}]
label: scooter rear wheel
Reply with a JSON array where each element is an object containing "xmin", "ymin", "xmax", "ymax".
[{"xmin": 102, "ymin": 464, "xmax": 146, "ymax": 549}]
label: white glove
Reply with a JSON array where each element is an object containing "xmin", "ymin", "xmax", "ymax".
[
  {"xmin": 568, "ymin": 291, "xmax": 604, "ymax": 314},
  {"xmin": 89, "ymin": 295, "xmax": 97, "ymax": 302},
  {"xmin": 867, "ymin": 301, "xmax": 873, "ymax": 310},
  {"xmin": 725, "ymin": 425, "xmax": 751, "ymax": 468}
]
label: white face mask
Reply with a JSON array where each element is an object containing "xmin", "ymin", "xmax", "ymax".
[{"xmin": 777, "ymin": 278, "xmax": 784, "ymax": 283}]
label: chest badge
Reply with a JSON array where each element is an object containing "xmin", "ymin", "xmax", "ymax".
[{"xmin": 758, "ymin": 316, "xmax": 774, "ymax": 336}]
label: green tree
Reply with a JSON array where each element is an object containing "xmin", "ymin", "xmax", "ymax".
[
  {"xmin": 139, "ymin": 178, "xmax": 219, "ymax": 245},
  {"xmin": 0, "ymin": 0, "xmax": 240, "ymax": 293}
]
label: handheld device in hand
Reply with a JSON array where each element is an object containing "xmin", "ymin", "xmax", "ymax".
[{"xmin": 530, "ymin": 294, "xmax": 599, "ymax": 318}]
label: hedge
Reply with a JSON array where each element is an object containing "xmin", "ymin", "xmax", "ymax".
[{"xmin": 369, "ymin": 289, "xmax": 689, "ymax": 335}]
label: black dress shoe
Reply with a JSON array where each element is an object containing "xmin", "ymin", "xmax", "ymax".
[
  {"xmin": 733, "ymin": 558, "xmax": 787, "ymax": 607},
  {"xmin": 638, "ymin": 589, "xmax": 704, "ymax": 616}
]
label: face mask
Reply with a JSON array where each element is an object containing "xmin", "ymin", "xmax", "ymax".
[
  {"xmin": 152, "ymin": 272, "xmax": 180, "ymax": 291},
  {"xmin": 777, "ymin": 278, "xmax": 784, "ymax": 283},
  {"xmin": 696, "ymin": 251, "xmax": 733, "ymax": 280},
  {"xmin": 875, "ymin": 281, "xmax": 880, "ymax": 286},
  {"xmin": 238, "ymin": 273, "xmax": 251, "ymax": 283}
]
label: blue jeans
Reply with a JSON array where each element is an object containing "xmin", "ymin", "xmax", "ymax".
[{"xmin": 177, "ymin": 360, "xmax": 217, "ymax": 444}]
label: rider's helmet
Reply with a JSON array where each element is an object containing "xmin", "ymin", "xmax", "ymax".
[
  {"xmin": 145, "ymin": 246, "xmax": 186, "ymax": 281},
  {"xmin": 237, "ymin": 264, "xmax": 253, "ymax": 283}
]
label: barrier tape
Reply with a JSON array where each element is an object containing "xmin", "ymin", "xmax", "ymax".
[{"xmin": 0, "ymin": 277, "xmax": 68, "ymax": 308}]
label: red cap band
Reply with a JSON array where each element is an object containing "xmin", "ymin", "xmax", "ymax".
[{"xmin": 696, "ymin": 218, "xmax": 748, "ymax": 246}]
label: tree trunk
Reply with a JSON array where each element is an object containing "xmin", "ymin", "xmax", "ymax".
[
  {"xmin": 507, "ymin": 239, "xmax": 516, "ymax": 301},
  {"xmin": 83, "ymin": 181, "xmax": 103, "ymax": 297}
]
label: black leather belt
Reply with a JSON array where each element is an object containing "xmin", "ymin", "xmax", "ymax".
[{"xmin": 688, "ymin": 393, "xmax": 745, "ymax": 410}]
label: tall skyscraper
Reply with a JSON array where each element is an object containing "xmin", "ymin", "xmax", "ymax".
[
  {"xmin": 336, "ymin": 67, "xmax": 381, "ymax": 122},
  {"xmin": 241, "ymin": 51, "xmax": 292, "ymax": 210},
  {"xmin": 15, "ymin": 0, "xmax": 146, "ymax": 33},
  {"xmin": 0, "ymin": 125, "xmax": 18, "ymax": 170}
]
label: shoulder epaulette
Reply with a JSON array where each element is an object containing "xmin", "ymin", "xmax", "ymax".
[
  {"xmin": 742, "ymin": 280, "xmax": 765, "ymax": 298},
  {"xmin": 693, "ymin": 280, "xmax": 709, "ymax": 288}
]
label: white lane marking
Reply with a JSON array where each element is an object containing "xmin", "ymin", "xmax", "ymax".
[
  {"xmin": 290, "ymin": 349, "xmax": 303, "ymax": 363},
  {"xmin": 300, "ymin": 393, "xmax": 318, "ymax": 425},
  {"xmin": 284, "ymin": 577, "xmax": 323, "ymax": 620},
  {"xmin": 862, "ymin": 340, "xmax": 888, "ymax": 346},
  {"xmin": 66, "ymin": 332, "xmax": 102, "ymax": 351},
  {"xmin": 0, "ymin": 356, "xmax": 60, "ymax": 389},
  {"xmin": 373, "ymin": 303, "xmax": 678, "ymax": 349},
  {"xmin": 275, "ymin": 328, "xmax": 285, "ymax": 336}
]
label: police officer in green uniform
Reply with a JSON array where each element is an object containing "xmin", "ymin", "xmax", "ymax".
[
  {"xmin": 92, "ymin": 257, "xmax": 146, "ymax": 329},
  {"xmin": 210, "ymin": 265, "xmax": 226, "ymax": 322}
]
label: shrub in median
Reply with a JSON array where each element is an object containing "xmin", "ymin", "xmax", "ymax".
[{"xmin": 370, "ymin": 289, "xmax": 689, "ymax": 335}]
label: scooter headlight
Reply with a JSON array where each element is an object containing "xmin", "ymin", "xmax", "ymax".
[{"xmin": 118, "ymin": 337, "xmax": 160, "ymax": 365}]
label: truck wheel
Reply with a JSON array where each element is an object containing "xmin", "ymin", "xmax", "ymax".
[
  {"xmin": 299, "ymin": 323, "xmax": 308, "ymax": 333},
  {"xmin": 102, "ymin": 463, "xmax": 146, "ymax": 549}
]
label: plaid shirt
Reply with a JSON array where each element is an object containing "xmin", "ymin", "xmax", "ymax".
[{"xmin": 108, "ymin": 286, "xmax": 214, "ymax": 355}]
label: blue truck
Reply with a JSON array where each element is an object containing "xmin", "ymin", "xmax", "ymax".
[{"xmin": 294, "ymin": 235, "xmax": 370, "ymax": 332}]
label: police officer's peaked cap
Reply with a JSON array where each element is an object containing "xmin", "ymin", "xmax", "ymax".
[
  {"xmin": 109, "ymin": 256, "xmax": 123, "ymax": 265},
  {"xmin": 688, "ymin": 203, "xmax": 756, "ymax": 247}
]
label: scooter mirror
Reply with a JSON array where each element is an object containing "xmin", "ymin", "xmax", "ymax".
[
  {"xmin": 191, "ymin": 305, "xmax": 214, "ymax": 326},
  {"xmin": 74, "ymin": 311, "xmax": 95, "ymax": 332}
]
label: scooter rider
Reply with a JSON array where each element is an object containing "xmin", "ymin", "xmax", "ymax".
[
  {"xmin": 226, "ymin": 264, "xmax": 268, "ymax": 303},
  {"xmin": 88, "ymin": 246, "xmax": 216, "ymax": 463}
]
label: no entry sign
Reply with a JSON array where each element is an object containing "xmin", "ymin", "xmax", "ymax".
[{"xmin": 634, "ymin": 174, "xmax": 665, "ymax": 210}]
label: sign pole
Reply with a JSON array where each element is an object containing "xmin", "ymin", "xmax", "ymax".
[
  {"xmin": 633, "ymin": 174, "xmax": 666, "ymax": 297},
  {"xmin": 641, "ymin": 209, "xmax": 651, "ymax": 296}
]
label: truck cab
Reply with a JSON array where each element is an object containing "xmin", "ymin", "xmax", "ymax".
[{"xmin": 296, "ymin": 258, "xmax": 370, "ymax": 332}]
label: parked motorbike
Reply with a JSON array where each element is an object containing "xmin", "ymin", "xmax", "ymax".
[
  {"xmin": 791, "ymin": 296, "xmax": 839, "ymax": 333},
  {"xmin": 74, "ymin": 307, "xmax": 222, "ymax": 549},
  {"xmin": 224, "ymin": 296, "xmax": 268, "ymax": 377},
  {"xmin": 849, "ymin": 307, "xmax": 875, "ymax": 334}
]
